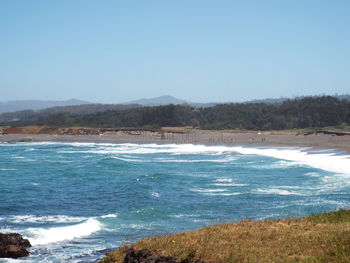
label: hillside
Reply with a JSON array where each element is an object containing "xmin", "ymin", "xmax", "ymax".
[
  {"xmin": 0, "ymin": 104, "xmax": 140, "ymax": 123},
  {"xmin": 3, "ymin": 96, "xmax": 349, "ymax": 131},
  {"xmin": 125, "ymin": 95, "xmax": 189, "ymax": 106},
  {"xmin": 100, "ymin": 209, "xmax": 350, "ymax": 263},
  {"xmin": 125, "ymin": 95, "xmax": 216, "ymax": 108},
  {"xmin": 0, "ymin": 99, "xmax": 91, "ymax": 114}
]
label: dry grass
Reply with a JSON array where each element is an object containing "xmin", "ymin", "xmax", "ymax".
[{"xmin": 100, "ymin": 209, "xmax": 350, "ymax": 263}]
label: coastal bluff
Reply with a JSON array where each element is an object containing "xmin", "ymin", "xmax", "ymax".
[
  {"xmin": 0, "ymin": 233, "xmax": 31, "ymax": 259},
  {"xmin": 100, "ymin": 209, "xmax": 350, "ymax": 263}
]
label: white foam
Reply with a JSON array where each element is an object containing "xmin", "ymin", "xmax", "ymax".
[
  {"xmin": 1, "ymin": 215, "xmax": 88, "ymax": 224},
  {"xmin": 111, "ymin": 156, "xmax": 145, "ymax": 162},
  {"xmin": 255, "ymin": 188, "xmax": 300, "ymax": 196},
  {"xmin": 278, "ymin": 186, "xmax": 302, "ymax": 189},
  {"xmin": 305, "ymin": 172, "xmax": 321, "ymax": 177},
  {"xmin": 215, "ymin": 178, "xmax": 233, "ymax": 182},
  {"xmin": 190, "ymin": 188, "xmax": 228, "ymax": 193},
  {"xmin": 8, "ymin": 142, "xmax": 349, "ymax": 174},
  {"xmin": 0, "ymin": 258, "xmax": 23, "ymax": 263},
  {"xmin": 210, "ymin": 183, "xmax": 248, "ymax": 187},
  {"xmin": 150, "ymin": 191, "xmax": 160, "ymax": 197},
  {"xmin": 69, "ymin": 142, "xmax": 101, "ymax": 147},
  {"xmin": 0, "ymin": 168, "xmax": 17, "ymax": 171},
  {"xmin": 248, "ymin": 160, "xmax": 300, "ymax": 169},
  {"xmin": 77, "ymin": 143, "xmax": 231, "ymax": 156},
  {"xmin": 11, "ymin": 156, "xmax": 25, "ymax": 159},
  {"xmin": 26, "ymin": 218, "xmax": 102, "ymax": 245},
  {"xmin": 173, "ymin": 214, "xmax": 200, "ymax": 218},
  {"xmin": 119, "ymin": 223, "xmax": 152, "ymax": 230},
  {"xmin": 131, "ymin": 144, "xmax": 350, "ymax": 174},
  {"xmin": 230, "ymin": 146, "xmax": 350, "ymax": 174},
  {"xmin": 4, "ymin": 141, "xmax": 59, "ymax": 147},
  {"xmin": 154, "ymin": 156, "xmax": 236, "ymax": 163},
  {"xmin": 100, "ymin": 214, "xmax": 118, "ymax": 218},
  {"xmin": 204, "ymin": 192, "xmax": 241, "ymax": 196}
]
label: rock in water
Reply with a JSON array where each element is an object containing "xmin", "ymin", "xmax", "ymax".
[{"xmin": 0, "ymin": 233, "xmax": 31, "ymax": 259}]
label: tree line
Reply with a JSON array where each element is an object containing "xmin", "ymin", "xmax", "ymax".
[{"xmin": 5, "ymin": 96, "xmax": 350, "ymax": 130}]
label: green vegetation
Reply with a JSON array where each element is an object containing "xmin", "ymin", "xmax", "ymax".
[
  {"xmin": 286, "ymin": 123, "xmax": 350, "ymax": 133},
  {"xmin": 4, "ymin": 96, "xmax": 350, "ymax": 130},
  {"xmin": 0, "ymin": 103, "xmax": 140, "ymax": 123},
  {"xmin": 100, "ymin": 209, "xmax": 350, "ymax": 263}
]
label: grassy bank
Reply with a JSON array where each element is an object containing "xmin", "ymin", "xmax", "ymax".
[{"xmin": 100, "ymin": 209, "xmax": 350, "ymax": 263}]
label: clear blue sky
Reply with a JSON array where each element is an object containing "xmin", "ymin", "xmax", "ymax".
[{"xmin": 1, "ymin": 0, "xmax": 349, "ymax": 103}]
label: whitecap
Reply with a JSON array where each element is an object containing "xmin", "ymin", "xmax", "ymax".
[
  {"xmin": 210, "ymin": 183, "xmax": 248, "ymax": 187},
  {"xmin": 215, "ymin": 178, "xmax": 233, "ymax": 183},
  {"xmin": 190, "ymin": 188, "xmax": 228, "ymax": 193},
  {"xmin": 1, "ymin": 215, "xmax": 88, "ymax": 224},
  {"xmin": 204, "ymin": 192, "xmax": 241, "ymax": 196},
  {"xmin": 230, "ymin": 146, "xmax": 350, "ymax": 175},
  {"xmin": 248, "ymin": 160, "xmax": 300, "ymax": 169},
  {"xmin": 278, "ymin": 186, "xmax": 302, "ymax": 189},
  {"xmin": 111, "ymin": 156, "xmax": 145, "ymax": 162},
  {"xmin": 255, "ymin": 188, "xmax": 300, "ymax": 196},
  {"xmin": 305, "ymin": 172, "xmax": 321, "ymax": 177},
  {"xmin": 135, "ymin": 144, "xmax": 350, "ymax": 174},
  {"xmin": 26, "ymin": 218, "xmax": 102, "ymax": 245},
  {"xmin": 150, "ymin": 191, "xmax": 160, "ymax": 197},
  {"xmin": 100, "ymin": 214, "xmax": 118, "ymax": 218},
  {"xmin": 154, "ymin": 156, "xmax": 236, "ymax": 163},
  {"xmin": 119, "ymin": 223, "xmax": 152, "ymax": 230},
  {"xmin": 36, "ymin": 142, "xmax": 350, "ymax": 174},
  {"xmin": 173, "ymin": 214, "xmax": 200, "ymax": 218}
]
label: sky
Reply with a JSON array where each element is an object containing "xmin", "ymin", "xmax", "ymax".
[{"xmin": 0, "ymin": 0, "xmax": 349, "ymax": 103}]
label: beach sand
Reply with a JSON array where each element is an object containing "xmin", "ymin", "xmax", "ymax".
[{"xmin": 1, "ymin": 130, "xmax": 350, "ymax": 154}]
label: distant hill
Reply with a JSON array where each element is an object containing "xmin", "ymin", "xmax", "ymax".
[
  {"xmin": 2, "ymin": 94, "xmax": 348, "ymax": 123},
  {"xmin": 5, "ymin": 96, "xmax": 349, "ymax": 130},
  {"xmin": 0, "ymin": 99, "xmax": 92, "ymax": 114},
  {"xmin": 0, "ymin": 103, "xmax": 140, "ymax": 123},
  {"xmin": 337, "ymin": 94, "xmax": 350, "ymax": 101},
  {"xmin": 124, "ymin": 94, "xmax": 350, "ymax": 107},
  {"xmin": 0, "ymin": 95, "xmax": 213, "ymax": 123},
  {"xmin": 244, "ymin": 97, "xmax": 288, "ymax": 105},
  {"xmin": 245, "ymin": 94, "xmax": 350, "ymax": 105},
  {"xmin": 125, "ymin": 95, "xmax": 189, "ymax": 106},
  {"xmin": 125, "ymin": 95, "xmax": 217, "ymax": 108}
]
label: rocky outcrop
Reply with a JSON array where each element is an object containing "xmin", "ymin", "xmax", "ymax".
[
  {"xmin": 0, "ymin": 233, "xmax": 31, "ymax": 259},
  {"xmin": 123, "ymin": 248, "xmax": 177, "ymax": 263},
  {"xmin": 123, "ymin": 248, "xmax": 203, "ymax": 263}
]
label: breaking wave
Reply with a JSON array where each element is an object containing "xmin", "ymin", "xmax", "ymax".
[
  {"xmin": 4, "ymin": 142, "xmax": 349, "ymax": 174},
  {"xmin": 26, "ymin": 218, "xmax": 102, "ymax": 245},
  {"xmin": 58, "ymin": 143, "xmax": 349, "ymax": 174},
  {"xmin": 0, "ymin": 215, "xmax": 88, "ymax": 224},
  {"xmin": 255, "ymin": 188, "xmax": 301, "ymax": 196}
]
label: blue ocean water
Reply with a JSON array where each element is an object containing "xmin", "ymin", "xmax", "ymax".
[{"xmin": 0, "ymin": 142, "xmax": 350, "ymax": 262}]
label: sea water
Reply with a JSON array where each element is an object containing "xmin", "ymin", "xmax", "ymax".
[{"xmin": 0, "ymin": 142, "xmax": 350, "ymax": 262}]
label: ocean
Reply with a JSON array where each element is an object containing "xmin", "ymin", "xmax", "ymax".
[{"xmin": 0, "ymin": 142, "xmax": 350, "ymax": 262}]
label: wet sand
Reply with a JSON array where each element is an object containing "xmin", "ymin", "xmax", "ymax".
[{"xmin": 1, "ymin": 131, "xmax": 350, "ymax": 154}]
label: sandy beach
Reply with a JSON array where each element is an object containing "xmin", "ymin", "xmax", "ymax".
[{"xmin": 1, "ymin": 130, "xmax": 350, "ymax": 154}]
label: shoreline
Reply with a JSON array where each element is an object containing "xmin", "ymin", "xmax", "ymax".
[
  {"xmin": 2, "ymin": 132, "xmax": 350, "ymax": 263},
  {"xmin": 1, "ymin": 131, "xmax": 350, "ymax": 154}
]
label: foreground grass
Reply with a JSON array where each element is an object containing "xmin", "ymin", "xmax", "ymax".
[{"xmin": 100, "ymin": 209, "xmax": 350, "ymax": 263}]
